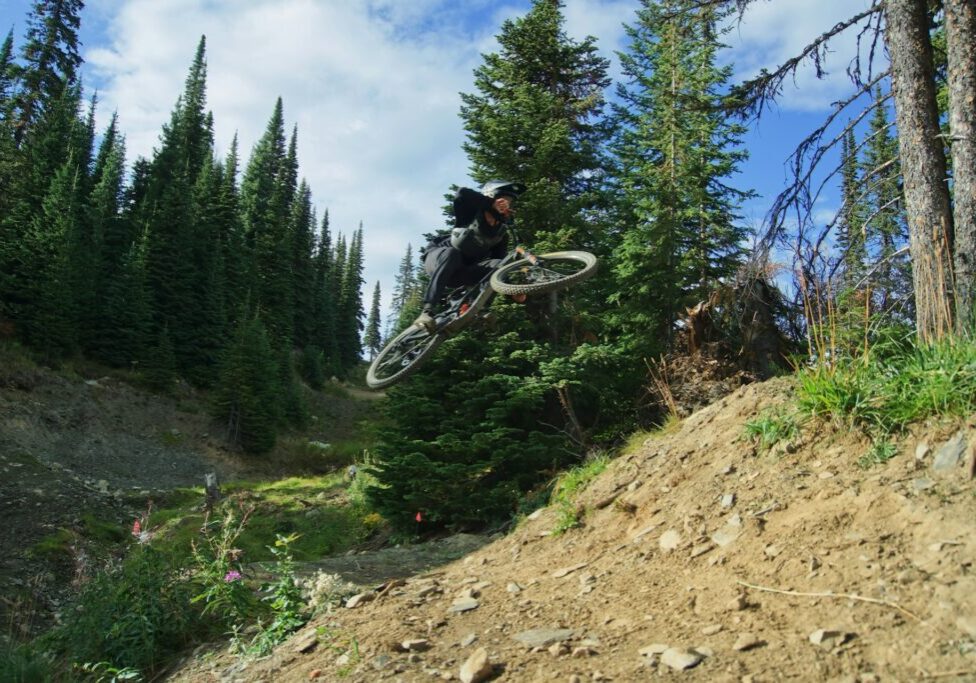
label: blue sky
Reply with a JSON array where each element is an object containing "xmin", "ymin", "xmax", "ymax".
[{"xmin": 1, "ymin": 0, "xmax": 875, "ymax": 314}]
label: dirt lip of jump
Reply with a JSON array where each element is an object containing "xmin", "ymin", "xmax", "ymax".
[{"xmin": 168, "ymin": 376, "xmax": 976, "ymax": 682}]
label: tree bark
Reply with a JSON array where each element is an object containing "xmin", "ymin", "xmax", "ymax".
[
  {"xmin": 884, "ymin": 0, "xmax": 955, "ymax": 341},
  {"xmin": 945, "ymin": 0, "xmax": 976, "ymax": 333}
]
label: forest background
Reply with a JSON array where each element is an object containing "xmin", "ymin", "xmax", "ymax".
[{"xmin": 0, "ymin": 0, "xmax": 972, "ymax": 532}]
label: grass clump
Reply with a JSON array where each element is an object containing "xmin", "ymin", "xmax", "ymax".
[
  {"xmin": 551, "ymin": 453, "xmax": 610, "ymax": 535},
  {"xmin": 797, "ymin": 331, "xmax": 976, "ymax": 434},
  {"xmin": 743, "ymin": 409, "xmax": 800, "ymax": 452},
  {"xmin": 858, "ymin": 438, "xmax": 899, "ymax": 469}
]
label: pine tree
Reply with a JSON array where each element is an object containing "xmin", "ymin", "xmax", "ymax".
[
  {"xmin": 290, "ymin": 180, "xmax": 316, "ymax": 348},
  {"xmin": 141, "ymin": 37, "xmax": 215, "ymax": 371},
  {"xmin": 337, "ymin": 225, "xmax": 365, "ymax": 369},
  {"xmin": 310, "ymin": 211, "xmax": 340, "ymax": 378},
  {"xmin": 389, "ymin": 243, "xmax": 420, "ymax": 333},
  {"xmin": 0, "ymin": 29, "xmax": 16, "ymax": 115},
  {"xmin": 212, "ymin": 315, "xmax": 282, "ymax": 454},
  {"xmin": 242, "ymin": 98, "xmax": 294, "ymax": 345},
  {"xmin": 363, "ymin": 281, "xmax": 382, "ymax": 360},
  {"xmin": 609, "ymin": 0, "xmax": 752, "ymax": 358},
  {"xmin": 11, "ymin": 0, "xmax": 84, "ymax": 143},
  {"xmin": 860, "ymin": 87, "xmax": 909, "ymax": 317}
]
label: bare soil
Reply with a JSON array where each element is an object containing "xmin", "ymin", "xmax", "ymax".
[{"xmin": 168, "ymin": 378, "xmax": 976, "ymax": 682}]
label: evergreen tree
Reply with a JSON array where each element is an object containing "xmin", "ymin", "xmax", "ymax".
[
  {"xmin": 0, "ymin": 29, "xmax": 16, "ymax": 115},
  {"xmin": 290, "ymin": 180, "xmax": 316, "ymax": 348},
  {"xmin": 337, "ymin": 225, "xmax": 365, "ymax": 369},
  {"xmin": 389, "ymin": 243, "xmax": 420, "ymax": 333},
  {"xmin": 311, "ymin": 212, "xmax": 341, "ymax": 378},
  {"xmin": 364, "ymin": 281, "xmax": 382, "ymax": 360},
  {"xmin": 143, "ymin": 326, "xmax": 178, "ymax": 394},
  {"xmin": 241, "ymin": 98, "xmax": 294, "ymax": 345},
  {"xmin": 141, "ymin": 37, "xmax": 214, "ymax": 371},
  {"xmin": 11, "ymin": 0, "xmax": 84, "ymax": 143},
  {"xmin": 212, "ymin": 315, "xmax": 282, "ymax": 454},
  {"xmin": 860, "ymin": 87, "xmax": 910, "ymax": 317},
  {"xmin": 609, "ymin": 0, "xmax": 752, "ymax": 358}
]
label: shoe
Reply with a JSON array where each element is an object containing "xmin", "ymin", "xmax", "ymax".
[{"xmin": 414, "ymin": 310, "xmax": 436, "ymax": 333}]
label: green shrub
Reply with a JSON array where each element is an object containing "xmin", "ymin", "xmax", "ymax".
[
  {"xmin": 743, "ymin": 409, "xmax": 800, "ymax": 452},
  {"xmin": 0, "ymin": 640, "xmax": 56, "ymax": 683},
  {"xmin": 50, "ymin": 545, "xmax": 201, "ymax": 676}
]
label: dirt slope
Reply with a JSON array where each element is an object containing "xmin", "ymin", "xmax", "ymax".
[{"xmin": 170, "ymin": 377, "xmax": 976, "ymax": 682}]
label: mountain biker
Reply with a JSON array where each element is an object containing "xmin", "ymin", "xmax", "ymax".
[{"xmin": 413, "ymin": 180, "xmax": 527, "ymax": 333}]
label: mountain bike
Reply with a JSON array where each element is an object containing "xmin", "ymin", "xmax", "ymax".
[{"xmin": 366, "ymin": 244, "xmax": 598, "ymax": 390}]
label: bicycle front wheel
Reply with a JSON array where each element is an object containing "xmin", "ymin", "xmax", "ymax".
[
  {"xmin": 366, "ymin": 324, "xmax": 444, "ymax": 389},
  {"xmin": 490, "ymin": 250, "xmax": 598, "ymax": 296}
]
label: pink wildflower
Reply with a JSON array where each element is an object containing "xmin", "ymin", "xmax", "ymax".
[
  {"xmin": 224, "ymin": 570, "xmax": 242, "ymax": 583},
  {"xmin": 131, "ymin": 520, "xmax": 141, "ymax": 536}
]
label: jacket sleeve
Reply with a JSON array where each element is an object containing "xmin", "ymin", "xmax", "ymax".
[{"xmin": 453, "ymin": 187, "xmax": 492, "ymax": 227}]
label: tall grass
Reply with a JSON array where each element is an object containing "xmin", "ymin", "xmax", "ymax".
[{"xmin": 797, "ymin": 328, "xmax": 976, "ymax": 433}]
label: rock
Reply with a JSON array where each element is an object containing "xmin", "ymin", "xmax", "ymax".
[
  {"xmin": 711, "ymin": 527, "xmax": 741, "ymax": 548},
  {"xmin": 764, "ymin": 544, "xmax": 782, "ymax": 558},
  {"xmin": 448, "ymin": 597, "xmax": 480, "ymax": 613},
  {"xmin": 720, "ymin": 493, "xmax": 736, "ymax": 509},
  {"xmin": 732, "ymin": 632, "xmax": 765, "ymax": 651},
  {"xmin": 809, "ymin": 629, "xmax": 848, "ymax": 647},
  {"xmin": 659, "ymin": 529, "xmax": 682, "ymax": 551},
  {"xmin": 693, "ymin": 645, "xmax": 715, "ymax": 657},
  {"xmin": 912, "ymin": 478, "xmax": 935, "ymax": 491},
  {"xmin": 459, "ymin": 647, "xmax": 492, "ymax": 683},
  {"xmin": 572, "ymin": 646, "xmax": 596, "ymax": 657},
  {"xmin": 934, "ymin": 433, "xmax": 967, "ymax": 471},
  {"xmin": 293, "ymin": 629, "xmax": 319, "ymax": 653},
  {"xmin": 701, "ymin": 624, "xmax": 723, "ymax": 636},
  {"xmin": 725, "ymin": 595, "xmax": 748, "ymax": 612},
  {"xmin": 401, "ymin": 639, "xmax": 430, "ymax": 652},
  {"xmin": 460, "ymin": 633, "xmax": 478, "ymax": 647},
  {"xmin": 552, "ymin": 562, "xmax": 588, "ymax": 579},
  {"xmin": 506, "ymin": 582, "xmax": 522, "ymax": 594},
  {"xmin": 371, "ymin": 654, "xmax": 392, "ymax": 670},
  {"xmin": 345, "ymin": 591, "xmax": 375, "ymax": 608},
  {"xmin": 638, "ymin": 643, "xmax": 670, "ymax": 657},
  {"xmin": 308, "ymin": 670, "xmax": 322, "ymax": 679},
  {"xmin": 915, "ymin": 442, "xmax": 930, "ymax": 461},
  {"xmin": 690, "ymin": 543, "xmax": 713, "ymax": 558},
  {"xmin": 660, "ymin": 648, "xmax": 703, "ymax": 671},
  {"xmin": 549, "ymin": 642, "xmax": 570, "ymax": 656},
  {"xmin": 512, "ymin": 628, "xmax": 576, "ymax": 648}
]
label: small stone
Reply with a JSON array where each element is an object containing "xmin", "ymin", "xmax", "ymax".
[
  {"xmin": 293, "ymin": 630, "xmax": 319, "ymax": 653},
  {"xmin": 659, "ymin": 529, "xmax": 682, "ymax": 551},
  {"xmin": 693, "ymin": 645, "xmax": 715, "ymax": 657},
  {"xmin": 819, "ymin": 471, "xmax": 835, "ymax": 479},
  {"xmin": 308, "ymin": 669, "xmax": 322, "ymax": 679},
  {"xmin": 720, "ymin": 493, "xmax": 736, "ymax": 509},
  {"xmin": 513, "ymin": 628, "xmax": 576, "ymax": 648},
  {"xmin": 956, "ymin": 615, "xmax": 976, "ymax": 638},
  {"xmin": 690, "ymin": 543, "xmax": 713, "ymax": 558},
  {"xmin": 460, "ymin": 633, "xmax": 478, "ymax": 647},
  {"xmin": 572, "ymin": 646, "xmax": 597, "ymax": 658},
  {"xmin": 345, "ymin": 591, "xmax": 375, "ymax": 608},
  {"xmin": 372, "ymin": 654, "xmax": 392, "ymax": 670},
  {"xmin": 732, "ymin": 632, "xmax": 764, "ymax": 651},
  {"xmin": 933, "ymin": 433, "xmax": 967, "ymax": 471},
  {"xmin": 552, "ymin": 563, "xmax": 588, "ymax": 579},
  {"xmin": 809, "ymin": 629, "xmax": 848, "ymax": 647},
  {"xmin": 915, "ymin": 442, "xmax": 930, "ymax": 461},
  {"xmin": 569, "ymin": 676, "xmax": 583, "ymax": 683},
  {"xmin": 711, "ymin": 527, "xmax": 740, "ymax": 548},
  {"xmin": 764, "ymin": 544, "xmax": 782, "ymax": 558},
  {"xmin": 401, "ymin": 639, "xmax": 430, "ymax": 652},
  {"xmin": 459, "ymin": 647, "xmax": 492, "ymax": 683},
  {"xmin": 725, "ymin": 595, "xmax": 748, "ymax": 611},
  {"xmin": 701, "ymin": 624, "xmax": 723, "ymax": 636},
  {"xmin": 912, "ymin": 478, "xmax": 935, "ymax": 491},
  {"xmin": 335, "ymin": 653, "xmax": 350, "ymax": 666},
  {"xmin": 660, "ymin": 648, "xmax": 703, "ymax": 671},
  {"xmin": 506, "ymin": 582, "xmax": 522, "ymax": 594},
  {"xmin": 549, "ymin": 642, "xmax": 569, "ymax": 656},
  {"xmin": 448, "ymin": 597, "xmax": 480, "ymax": 613},
  {"xmin": 638, "ymin": 643, "xmax": 669, "ymax": 656}
]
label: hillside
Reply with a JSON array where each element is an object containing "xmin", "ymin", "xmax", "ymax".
[{"xmin": 168, "ymin": 378, "xmax": 976, "ymax": 682}]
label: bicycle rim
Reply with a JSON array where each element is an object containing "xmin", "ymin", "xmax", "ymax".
[
  {"xmin": 490, "ymin": 250, "xmax": 598, "ymax": 296},
  {"xmin": 366, "ymin": 325, "xmax": 444, "ymax": 389}
]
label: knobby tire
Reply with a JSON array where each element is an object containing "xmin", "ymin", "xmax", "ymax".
[
  {"xmin": 366, "ymin": 324, "xmax": 445, "ymax": 389},
  {"xmin": 489, "ymin": 250, "xmax": 598, "ymax": 296}
]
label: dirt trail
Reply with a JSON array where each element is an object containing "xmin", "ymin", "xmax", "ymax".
[{"xmin": 170, "ymin": 378, "xmax": 976, "ymax": 682}]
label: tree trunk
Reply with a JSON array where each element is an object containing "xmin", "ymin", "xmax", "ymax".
[
  {"xmin": 945, "ymin": 0, "xmax": 976, "ymax": 333},
  {"xmin": 884, "ymin": 0, "xmax": 955, "ymax": 341}
]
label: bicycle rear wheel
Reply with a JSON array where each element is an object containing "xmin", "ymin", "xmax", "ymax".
[
  {"xmin": 366, "ymin": 324, "xmax": 444, "ymax": 389},
  {"xmin": 490, "ymin": 250, "xmax": 598, "ymax": 296}
]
